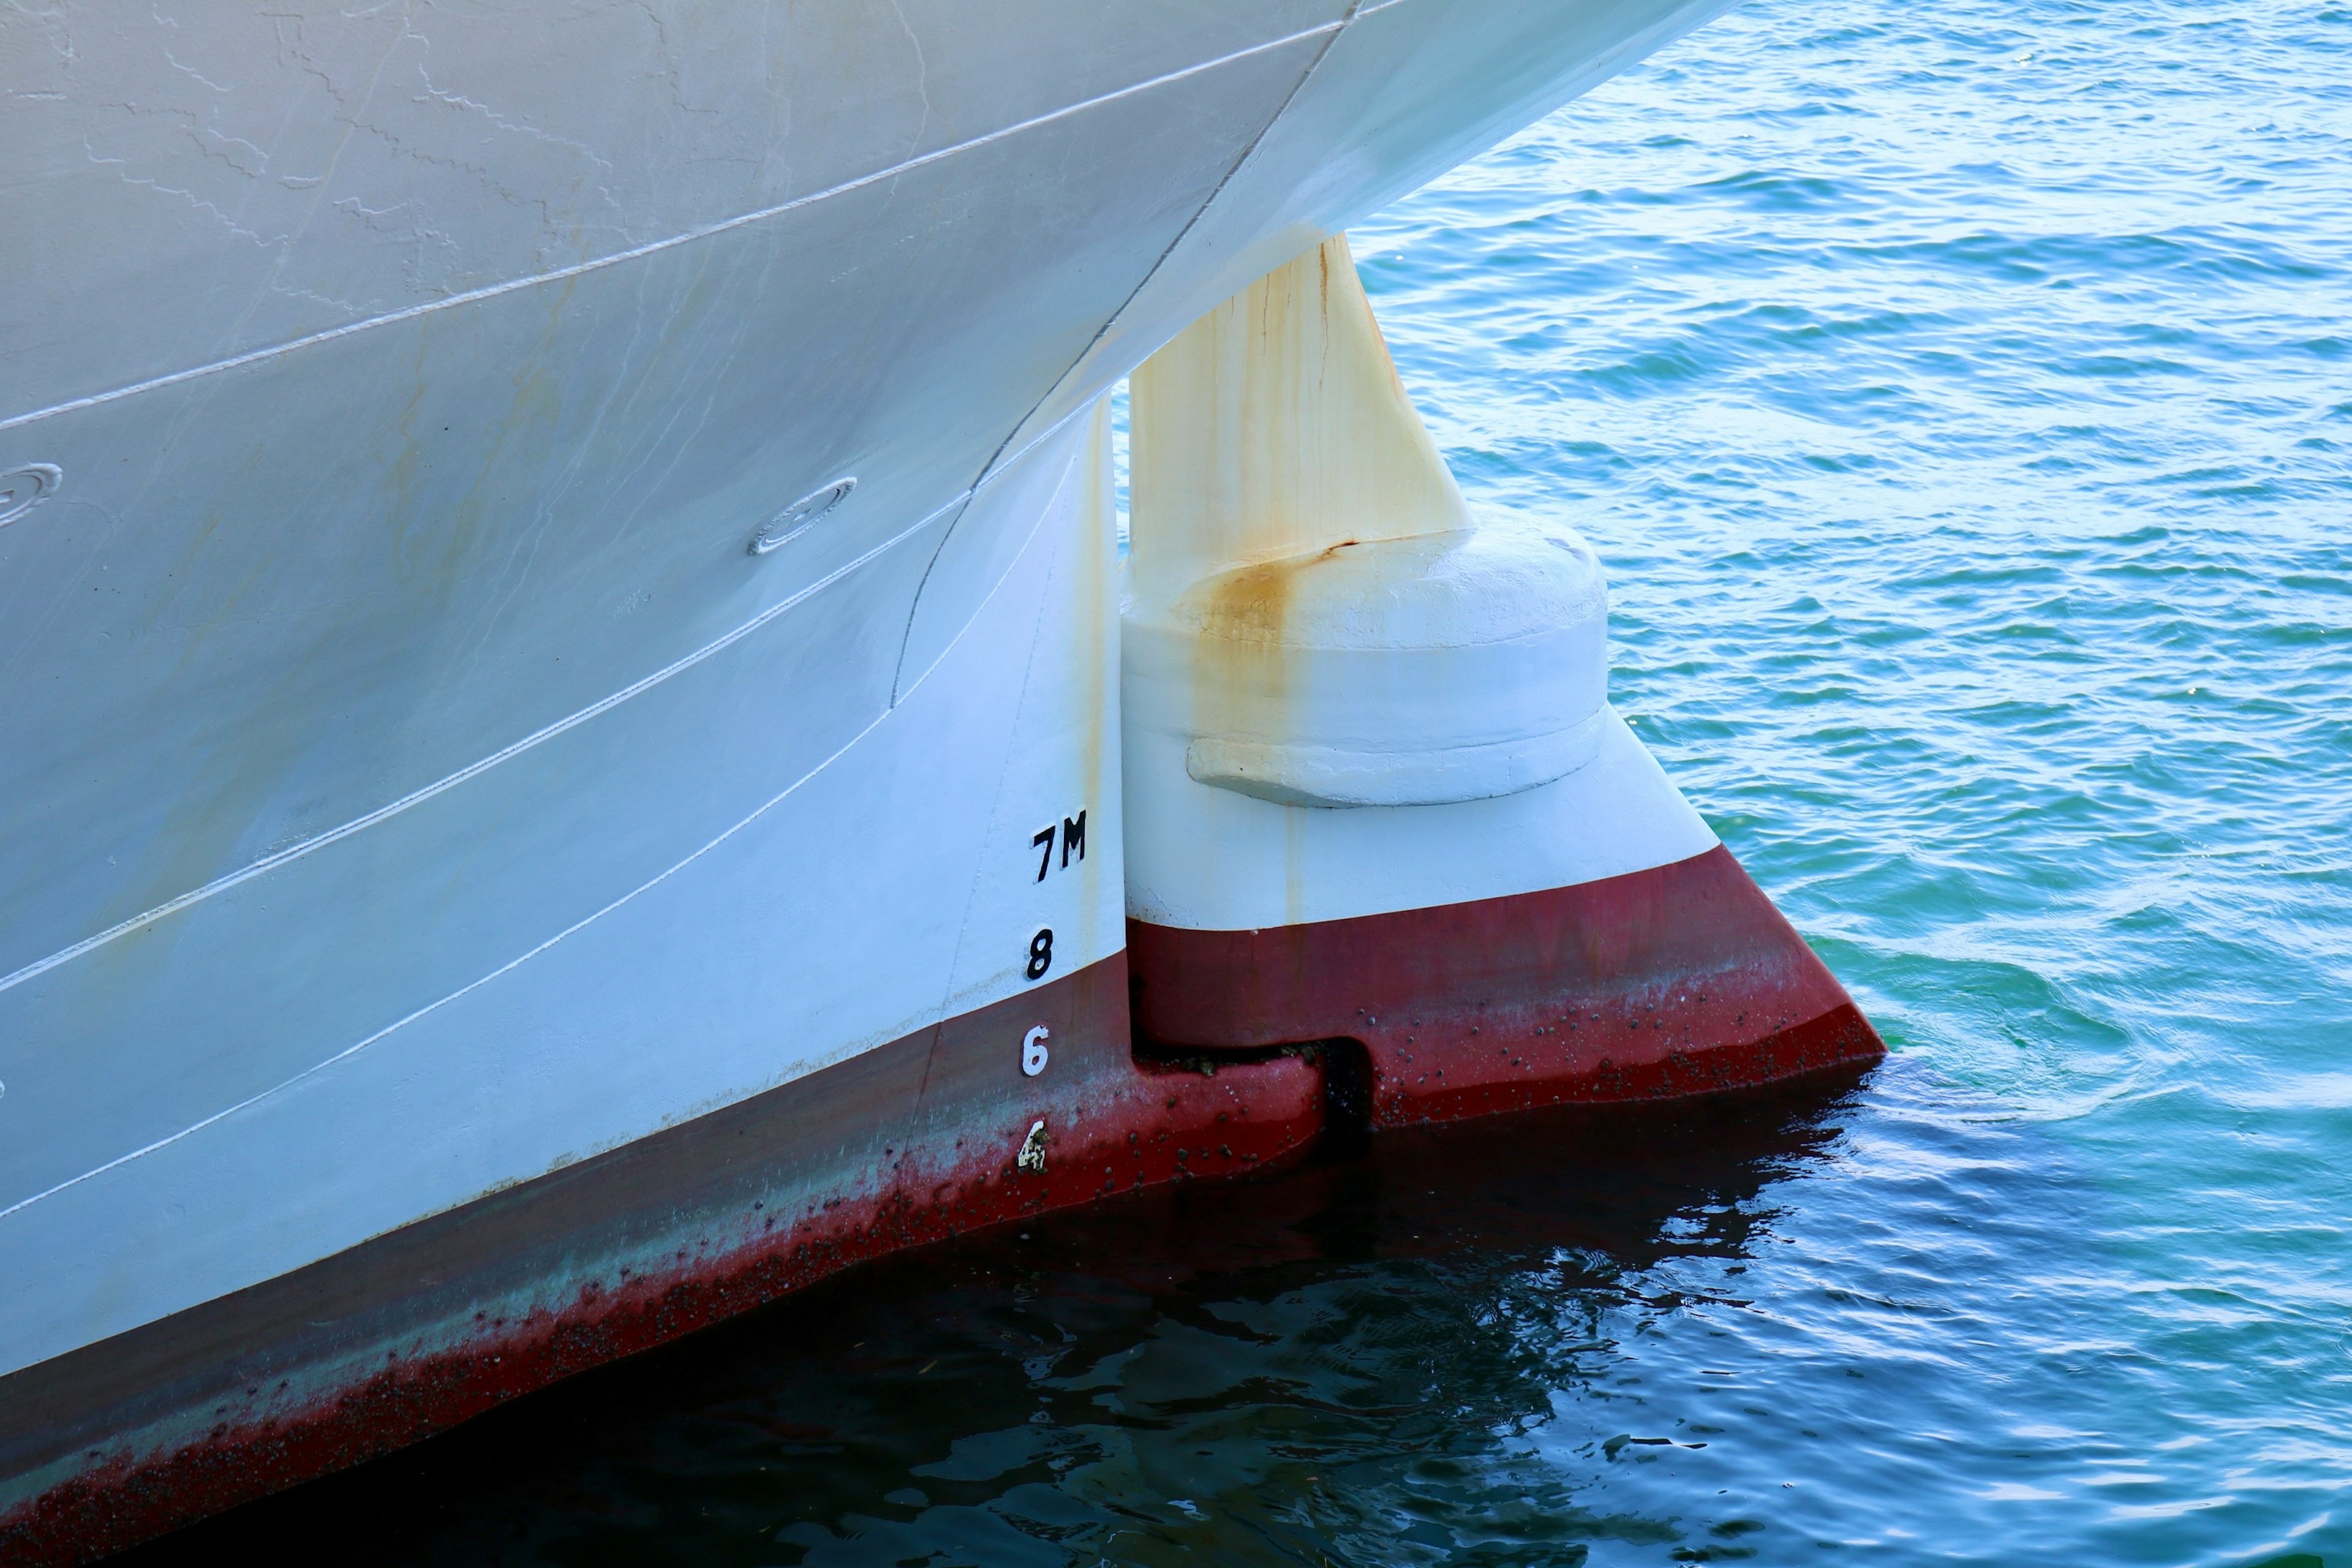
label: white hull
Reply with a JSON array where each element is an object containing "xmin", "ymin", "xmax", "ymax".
[{"xmin": 0, "ymin": 1, "xmax": 1812, "ymax": 1554}]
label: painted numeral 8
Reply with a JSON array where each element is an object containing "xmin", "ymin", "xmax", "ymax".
[{"xmin": 1025, "ymin": 927, "xmax": 1054, "ymax": 981}]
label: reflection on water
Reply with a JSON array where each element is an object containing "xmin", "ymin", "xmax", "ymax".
[{"xmin": 128, "ymin": 1072, "xmax": 1882, "ymax": 1566}]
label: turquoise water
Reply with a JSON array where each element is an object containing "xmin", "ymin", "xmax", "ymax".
[{"xmin": 132, "ymin": 2, "xmax": 2350, "ymax": 1563}]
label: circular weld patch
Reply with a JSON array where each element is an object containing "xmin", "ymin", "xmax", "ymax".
[
  {"xmin": 750, "ymin": 477, "xmax": 856, "ymax": 556},
  {"xmin": 0, "ymin": 464, "xmax": 61, "ymax": 527}
]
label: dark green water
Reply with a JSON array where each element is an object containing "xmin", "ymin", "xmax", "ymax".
[{"xmin": 133, "ymin": 0, "xmax": 2349, "ymax": 1562}]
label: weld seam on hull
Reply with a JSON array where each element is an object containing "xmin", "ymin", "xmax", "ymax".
[
  {"xmin": 0, "ymin": 20, "xmax": 1352, "ymax": 437},
  {"xmin": 0, "ymin": 382, "xmax": 1117, "ymax": 1005}
]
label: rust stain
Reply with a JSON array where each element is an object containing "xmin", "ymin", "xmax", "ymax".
[
  {"xmin": 1189, "ymin": 551, "xmax": 1297, "ymax": 799},
  {"xmin": 1133, "ymin": 231, "xmax": 1469, "ymax": 768},
  {"xmin": 1200, "ymin": 552, "xmax": 1297, "ymax": 646},
  {"xmin": 1189, "ymin": 536, "xmax": 1365, "ymax": 699}
]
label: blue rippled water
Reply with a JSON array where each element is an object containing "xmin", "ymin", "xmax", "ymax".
[{"xmin": 130, "ymin": 2, "xmax": 2350, "ymax": 1564}]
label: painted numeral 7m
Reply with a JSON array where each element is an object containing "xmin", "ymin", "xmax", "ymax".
[{"xmin": 1031, "ymin": 810, "xmax": 1087, "ymax": 882}]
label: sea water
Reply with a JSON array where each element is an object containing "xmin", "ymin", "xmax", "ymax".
[{"xmin": 132, "ymin": 1, "xmax": 2350, "ymax": 1562}]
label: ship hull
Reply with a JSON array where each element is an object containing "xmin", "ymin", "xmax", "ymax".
[
  {"xmin": 1131, "ymin": 845, "xmax": 1883, "ymax": 1123},
  {"xmin": 0, "ymin": 956, "xmax": 1325, "ymax": 1564},
  {"xmin": 0, "ymin": 0, "xmax": 1834, "ymax": 1555}
]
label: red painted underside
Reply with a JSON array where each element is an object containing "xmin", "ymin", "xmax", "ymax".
[
  {"xmin": 8, "ymin": 846, "xmax": 1879, "ymax": 1564},
  {"xmin": 1, "ymin": 1049, "xmax": 1321, "ymax": 1567},
  {"xmin": 1128, "ymin": 843, "xmax": 1883, "ymax": 1124}
]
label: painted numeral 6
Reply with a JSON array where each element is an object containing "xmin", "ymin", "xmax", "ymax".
[{"xmin": 1021, "ymin": 1025, "xmax": 1050, "ymax": 1077}]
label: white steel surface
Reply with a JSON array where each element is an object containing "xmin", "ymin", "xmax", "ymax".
[
  {"xmin": 1120, "ymin": 238, "xmax": 1714, "ymax": 927},
  {"xmin": 0, "ymin": 0, "xmax": 1731, "ymax": 1376},
  {"xmin": 1123, "ymin": 236, "xmax": 1616, "ymax": 810}
]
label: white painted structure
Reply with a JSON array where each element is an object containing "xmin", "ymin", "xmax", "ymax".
[
  {"xmin": 1125, "ymin": 236, "xmax": 1615, "ymax": 811},
  {"xmin": 1122, "ymin": 238, "xmax": 1714, "ymax": 930},
  {"xmin": 0, "ymin": 0, "xmax": 1735, "ymax": 1429}
]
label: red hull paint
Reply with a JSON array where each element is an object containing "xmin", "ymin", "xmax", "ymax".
[
  {"xmin": 1128, "ymin": 844, "xmax": 1883, "ymax": 1125},
  {"xmin": 6, "ymin": 850, "xmax": 1878, "ymax": 1564},
  {"xmin": 0, "ymin": 958, "xmax": 1320, "ymax": 1567}
]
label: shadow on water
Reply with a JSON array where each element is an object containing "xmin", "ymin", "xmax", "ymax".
[{"xmin": 123, "ymin": 1068, "xmax": 1872, "ymax": 1567}]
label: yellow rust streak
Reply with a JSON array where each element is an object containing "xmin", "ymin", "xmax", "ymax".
[
  {"xmin": 1128, "ymin": 232, "xmax": 1478, "ymax": 903},
  {"xmin": 1128, "ymin": 231, "xmax": 1468, "ymax": 594},
  {"xmin": 1196, "ymin": 538, "xmax": 1365, "ymax": 646},
  {"xmin": 1130, "ymin": 232, "xmax": 1471, "ymax": 735}
]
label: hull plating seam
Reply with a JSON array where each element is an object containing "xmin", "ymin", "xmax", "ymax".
[
  {"xmin": 0, "ymin": 383, "xmax": 1114, "ymax": 1009},
  {"xmin": 0, "ymin": 20, "xmax": 1358, "ymax": 438}
]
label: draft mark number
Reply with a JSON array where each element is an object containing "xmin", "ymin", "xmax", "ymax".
[{"xmin": 1031, "ymin": 810, "xmax": 1087, "ymax": 882}]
